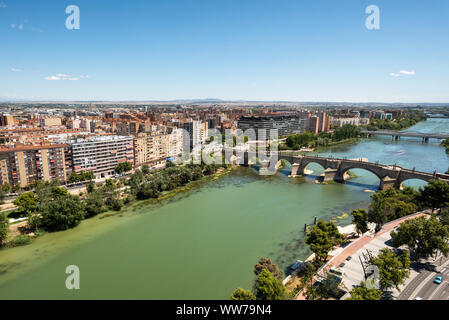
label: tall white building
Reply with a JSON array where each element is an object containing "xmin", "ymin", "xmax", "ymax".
[{"xmin": 71, "ymin": 135, "xmax": 134, "ymax": 179}]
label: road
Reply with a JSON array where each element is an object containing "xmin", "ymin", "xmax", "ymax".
[
  {"xmin": 414, "ymin": 264, "xmax": 449, "ymax": 300},
  {"xmin": 400, "ymin": 257, "xmax": 449, "ymax": 300}
]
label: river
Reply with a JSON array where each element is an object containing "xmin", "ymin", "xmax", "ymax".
[{"xmin": 0, "ymin": 118, "xmax": 448, "ymax": 299}]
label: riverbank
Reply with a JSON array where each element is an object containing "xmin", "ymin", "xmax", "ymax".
[{"xmin": 1, "ymin": 165, "xmax": 233, "ymax": 252}]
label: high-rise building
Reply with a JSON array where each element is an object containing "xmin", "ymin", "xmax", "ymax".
[
  {"xmin": 237, "ymin": 115, "xmax": 307, "ymax": 139},
  {"xmin": 183, "ymin": 121, "xmax": 201, "ymax": 148},
  {"xmin": 0, "ymin": 114, "xmax": 16, "ymax": 127},
  {"xmin": 133, "ymin": 133, "xmax": 170, "ymax": 168},
  {"xmin": 0, "ymin": 144, "xmax": 72, "ymax": 187},
  {"xmin": 71, "ymin": 135, "xmax": 134, "ymax": 179}
]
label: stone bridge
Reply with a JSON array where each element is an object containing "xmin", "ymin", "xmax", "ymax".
[{"xmin": 223, "ymin": 149, "xmax": 449, "ymax": 190}]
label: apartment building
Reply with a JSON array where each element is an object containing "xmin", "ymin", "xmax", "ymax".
[
  {"xmin": 71, "ymin": 135, "xmax": 134, "ymax": 180},
  {"xmin": 331, "ymin": 117, "xmax": 370, "ymax": 127},
  {"xmin": 133, "ymin": 133, "xmax": 170, "ymax": 168},
  {"xmin": 39, "ymin": 117, "xmax": 62, "ymax": 127},
  {"xmin": 167, "ymin": 127, "xmax": 184, "ymax": 159},
  {"xmin": 0, "ymin": 114, "xmax": 16, "ymax": 127},
  {"xmin": 0, "ymin": 144, "xmax": 72, "ymax": 187},
  {"xmin": 237, "ymin": 115, "xmax": 308, "ymax": 139},
  {"xmin": 183, "ymin": 121, "xmax": 201, "ymax": 148}
]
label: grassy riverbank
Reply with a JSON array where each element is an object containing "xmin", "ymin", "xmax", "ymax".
[{"xmin": 1, "ymin": 165, "xmax": 233, "ymax": 252}]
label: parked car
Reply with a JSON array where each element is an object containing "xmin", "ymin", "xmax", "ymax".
[
  {"xmin": 345, "ymin": 256, "xmax": 352, "ymax": 261},
  {"xmin": 434, "ymin": 276, "xmax": 443, "ymax": 284},
  {"xmin": 414, "ymin": 297, "xmax": 423, "ymax": 300},
  {"xmin": 290, "ymin": 260, "xmax": 303, "ymax": 270}
]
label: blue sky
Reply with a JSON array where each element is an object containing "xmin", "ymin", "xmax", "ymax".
[{"xmin": 1, "ymin": 0, "xmax": 449, "ymax": 102}]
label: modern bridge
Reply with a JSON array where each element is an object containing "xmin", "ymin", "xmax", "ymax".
[
  {"xmin": 361, "ymin": 130, "xmax": 449, "ymax": 142},
  {"xmin": 223, "ymin": 150, "xmax": 449, "ymax": 190}
]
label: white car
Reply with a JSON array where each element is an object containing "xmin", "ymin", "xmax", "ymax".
[{"xmin": 414, "ymin": 297, "xmax": 423, "ymax": 300}]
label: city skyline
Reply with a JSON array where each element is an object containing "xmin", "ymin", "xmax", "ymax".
[{"xmin": 1, "ymin": 0, "xmax": 449, "ymax": 103}]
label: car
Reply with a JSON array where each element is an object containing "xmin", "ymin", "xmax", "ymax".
[
  {"xmin": 338, "ymin": 262, "xmax": 345, "ymax": 268},
  {"xmin": 414, "ymin": 297, "xmax": 423, "ymax": 300},
  {"xmin": 346, "ymin": 256, "xmax": 352, "ymax": 261},
  {"xmin": 290, "ymin": 260, "xmax": 302, "ymax": 270},
  {"xmin": 434, "ymin": 276, "xmax": 443, "ymax": 284}
]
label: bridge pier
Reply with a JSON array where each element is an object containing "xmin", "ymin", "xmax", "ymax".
[
  {"xmin": 324, "ymin": 168, "xmax": 339, "ymax": 182},
  {"xmin": 289, "ymin": 163, "xmax": 300, "ymax": 177},
  {"xmin": 380, "ymin": 176, "xmax": 397, "ymax": 190}
]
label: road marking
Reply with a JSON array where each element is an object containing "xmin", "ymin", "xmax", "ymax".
[{"xmin": 428, "ymin": 282, "xmax": 445, "ymax": 300}]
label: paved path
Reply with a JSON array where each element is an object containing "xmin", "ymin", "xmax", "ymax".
[{"xmin": 294, "ymin": 211, "xmax": 429, "ymax": 300}]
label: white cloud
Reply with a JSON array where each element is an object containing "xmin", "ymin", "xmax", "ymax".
[
  {"xmin": 10, "ymin": 23, "xmax": 23, "ymax": 30},
  {"xmin": 390, "ymin": 70, "xmax": 415, "ymax": 77},
  {"xmin": 45, "ymin": 76, "xmax": 61, "ymax": 81},
  {"xmin": 45, "ymin": 74, "xmax": 80, "ymax": 81},
  {"xmin": 11, "ymin": 68, "xmax": 22, "ymax": 72}
]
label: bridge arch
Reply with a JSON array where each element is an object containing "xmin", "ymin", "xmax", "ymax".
[
  {"xmin": 398, "ymin": 178, "xmax": 429, "ymax": 190},
  {"xmin": 302, "ymin": 161, "xmax": 326, "ymax": 176}
]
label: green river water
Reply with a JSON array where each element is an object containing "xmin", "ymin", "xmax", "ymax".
[{"xmin": 0, "ymin": 118, "xmax": 448, "ymax": 299}]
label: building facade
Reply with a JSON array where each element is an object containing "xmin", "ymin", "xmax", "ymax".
[
  {"xmin": 0, "ymin": 144, "xmax": 72, "ymax": 187},
  {"xmin": 71, "ymin": 135, "xmax": 134, "ymax": 179}
]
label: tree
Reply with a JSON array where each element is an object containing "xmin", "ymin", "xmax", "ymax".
[
  {"xmin": 13, "ymin": 192, "xmax": 39, "ymax": 217},
  {"xmin": 439, "ymin": 208, "xmax": 449, "ymax": 226},
  {"xmin": 86, "ymin": 180, "xmax": 95, "ymax": 194},
  {"xmin": 253, "ymin": 269, "xmax": 287, "ymax": 300},
  {"xmin": 40, "ymin": 195, "xmax": 84, "ymax": 232},
  {"xmin": 391, "ymin": 216, "xmax": 449, "ymax": 261},
  {"xmin": 368, "ymin": 188, "xmax": 418, "ymax": 232},
  {"xmin": 305, "ymin": 220, "xmax": 344, "ymax": 262},
  {"xmin": 136, "ymin": 182, "xmax": 160, "ymax": 200},
  {"xmin": 1, "ymin": 183, "xmax": 11, "ymax": 193},
  {"xmin": 115, "ymin": 162, "xmax": 132, "ymax": 174},
  {"xmin": 346, "ymin": 281, "xmax": 382, "ymax": 300},
  {"xmin": 0, "ymin": 212, "xmax": 8, "ymax": 247},
  {"xmin": 231, "ymin": 288, "xmax": 256, "ymax": 300},
  {"xmin": 84, "ymin": 191, "xmax": 107, "ymax": 218},
  {"xmin": 254, "ymin": 257, "xmax": 284, "ymax": 281},
  {"xmin": 417, "ymin": 180, "xmax": 449, "ymax": 212},
  {"xmin": 51, "ymin": 186, "xmax": 69, "ymax": 198},
  {"xmin": 351, "ymin": 209, "xmax": 369, "ymax": 235},
  {"xmin": 371, "ymin": 248, "xmax": 410, "ymax": 290},
  {"xmin": 141, "ymin": 164, "xmax": 150, "ymax": 175}
]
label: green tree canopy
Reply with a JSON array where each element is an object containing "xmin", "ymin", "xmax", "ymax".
[
  {"xmin": 417, "ymin": 180, "xmax": 449, "ymax": 212},
  {"xmin": 115, "ymin": 162, "xmax": 132, "ymax": 174},
  {"xmin": 371, "ymin": 248, "xmax": 410, "ymax": 290},
  {"xmin": 391, "ymin": 216, "xmax": 449, "ymax": 261},
  {"xmin": 351, "ymin": 208, "xmax": 369, "ymax": 235},
  {"xmin": 254, "ymin": 257, "xmax": 284, "ymax": 281},
  {"xmin": 253, "ymin": 269, "xmax": 287, "ymax": 300},
  {"xmin": 368, "ymin": 187, "xmax": 418, "ymax": 232},
  {"xmin": 40, "ymin": 195, "xmax": 85, "ymax": 232},
  {"xmin": 305, "ymin": 220, "xmax": 344, "ymax": 262},
  {"xmin": 0, "ymin": 212, "xmax": 8, "ymax": 247},
  {"xmin": 346, "ymin": 281, "xmax": 382, "ymax": 300},
  {"xmin": 231, "ymin": 288, "xmax": 256, "ymax": 300},
  {"xmin": 13, "ymin": 192, "xmax": 39, "ymax": 217}
]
